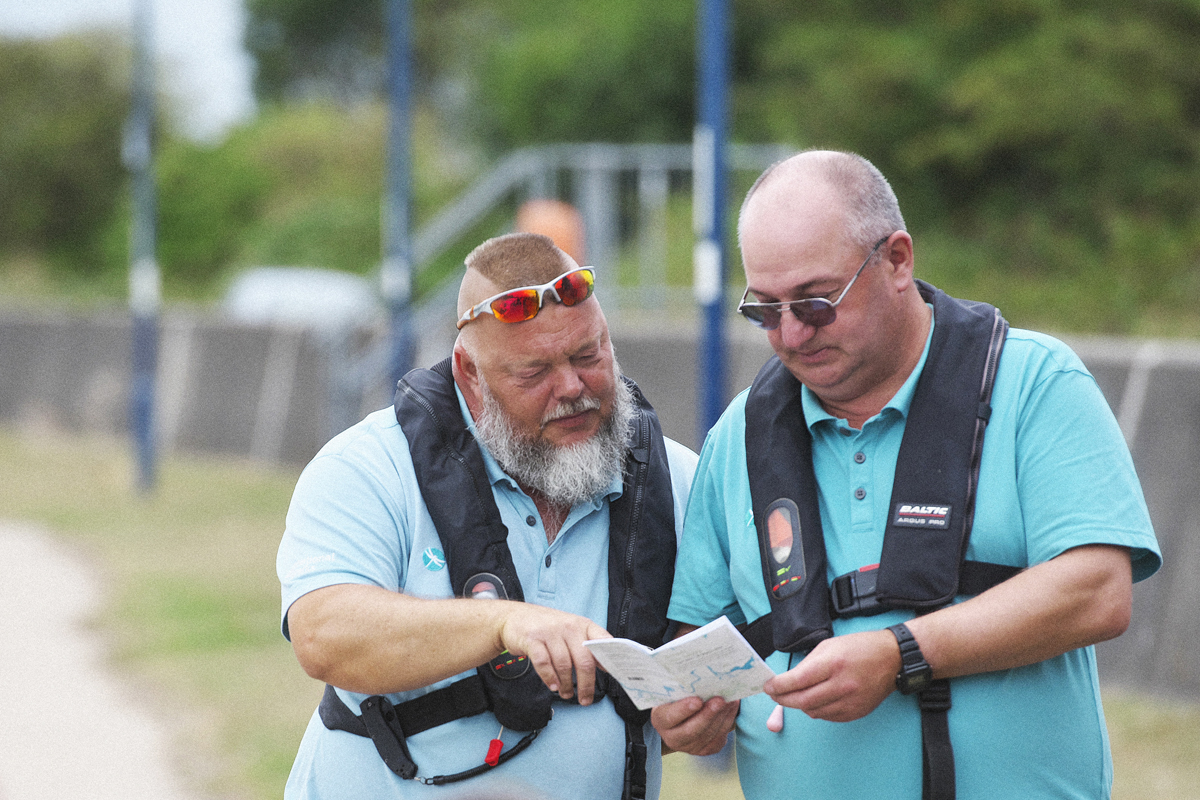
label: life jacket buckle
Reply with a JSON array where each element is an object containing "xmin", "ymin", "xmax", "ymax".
[{"xmin": 830, "ymin": 564, "xmax": 888, "ymax": 617}]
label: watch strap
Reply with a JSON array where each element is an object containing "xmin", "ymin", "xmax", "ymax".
[{"xmin": 887, "ymin": 622, "xmax": 932, "ymax": 695}]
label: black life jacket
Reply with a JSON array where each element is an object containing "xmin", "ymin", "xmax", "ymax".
[
  {"xmin": 743, "ymin": 281, "xmax": 1017, "ymax": 655},
  {"xmin": 392, "ymin": 358, "xmax": 678, "ymax": 732},
  {"xmin": 320, "ymin": 359, "xmax": 677, "ymax": 799},
  {"xmin": 740, "ymin": 281, "xmax": 1017, "ymax": 800}
]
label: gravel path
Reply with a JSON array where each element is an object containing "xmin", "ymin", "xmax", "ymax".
[{"xmin": 0, "ymin": 521, "xmax": 203, "ymax": 800}]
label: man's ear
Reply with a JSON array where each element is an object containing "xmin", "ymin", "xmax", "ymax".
[
  {"xmin": 452, "ymin": 339, "xmax": 482, "ymax": 414},
  {"xmin": 883, "ymin": 232, "xmax": 915, "ymax": 290}
]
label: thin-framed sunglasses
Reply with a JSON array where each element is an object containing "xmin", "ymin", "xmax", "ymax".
[
  {"xmin": 737, "ymin": 234, "xmax": 893, "ymax": 330},
  {"xmin": 456, "ymin": 267, "xmax": 596, "ymax": 330}
]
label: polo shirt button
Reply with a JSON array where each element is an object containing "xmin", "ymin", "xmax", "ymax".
[
  {"xmin": 854, "ymin": 487, "xmax": 866, "ymax": 500},
  {"xmin": 854, "ymin": 452, "xmax": 866, "ymax": 464},
  {"xmin": 545, "ymin": 555, "xmax": 552, "ymax": 568},
  {"xmin": 526, "ymin": 515, "xmax": 537, "ymax": 526}
]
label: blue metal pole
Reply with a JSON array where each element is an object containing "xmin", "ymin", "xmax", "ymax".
[
  {"xmin": 125, "ymin": 0, "xmax": 159, "ymax": 491},
  {"xmin": 694, "ymin": 0, "xmax": 730, "ymax": 442},
  {"xmin": 383, "ymin": 0, "xmax": 416, "ymax": 391}
]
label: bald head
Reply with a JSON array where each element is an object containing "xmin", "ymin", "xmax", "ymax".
[{"xmin": 739, "ymin": 150, "xmax": 906, "ymax": 253}]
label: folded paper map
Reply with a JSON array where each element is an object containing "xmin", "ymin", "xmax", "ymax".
[{"xmin": 583, "ymin": 616, "xmax": 776, "ymax": 710}]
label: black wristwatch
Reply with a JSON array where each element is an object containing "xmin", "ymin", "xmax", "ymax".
[{"xmin": 887, "ymin": 623, "xmax": 932, "ymax": 695}]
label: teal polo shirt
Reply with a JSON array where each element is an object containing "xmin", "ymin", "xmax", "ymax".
[
  {"xmin": 278, "ymin": 386, "xmax": 698, "ymax": 800},
  {"xmin": 668, "ymin": 320, "xmax": 1160, "ymax": 800}
]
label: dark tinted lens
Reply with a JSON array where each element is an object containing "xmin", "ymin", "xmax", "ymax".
[
  {"xmin": 490, "ymin": 290, "xmax": 540, "ymax": 322},
  {"xmin": 555, "ymin": 269, "xmax": 594, "ymax": 305},
  {"xmin": 741, "ymin": 304, "xmax": 782, "ymax": 329},
  {"xmin": 791, "ymin": 299, "xmax": 836, "ymax": 327}
]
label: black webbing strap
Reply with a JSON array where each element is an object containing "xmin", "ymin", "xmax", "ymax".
[
  {"xmin": 319, "ymin": 678, "xmax": 548, "ymax": 785},
  {"xmin": 741, "ymin": 554, "xmax": 1023, "ymax": 661},
  {"xmin": 320, "ymin": 677, "xmax": 489, "ymax": 740},
  {"xmin": 321, "ymin": 679, "xmax": 643, "ymax": 793},
  {"xmin": 918, "ymin": 679, "xmax": 954, "ymax": 800},
  {"xmin": 741, "ymin": 615, "xmax": 775, "ymax": 660},
  {"xmin": 623, "ymin": 719, "xmax": 648, "ymax": 800}
]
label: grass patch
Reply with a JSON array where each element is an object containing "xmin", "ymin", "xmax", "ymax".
[{"xmin": 0, "ymin": 425, "xmax": 1196, "ymax": 799}]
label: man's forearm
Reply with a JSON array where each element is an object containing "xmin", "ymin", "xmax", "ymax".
[
  {"xmin": 907, "ymin": 543, "xmax": 1132, "ymax": 679},
  {"xmin": 288, "ymin": 582, "xmax": 613, "ymax": 703},
  {"xmin": 762, "ymin": 543, "xmax": 1134, "ymax": 723},
  {"xmin": 288, "ymin": 583, "xmax": 512, "ymax": 695}
]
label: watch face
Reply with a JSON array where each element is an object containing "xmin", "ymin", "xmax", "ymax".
[{"xmin": 898, "ymin": 668, "xmax": 931, "ymax": 694}]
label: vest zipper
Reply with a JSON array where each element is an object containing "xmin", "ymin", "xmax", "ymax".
[{"xmin": 618, "ymin": 410, "xmax": 651, "ymax": 633}]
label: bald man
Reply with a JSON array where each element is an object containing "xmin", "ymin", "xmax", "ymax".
[
  {"xmin": 653, "ymin": 150, "xmax": 1160, "ymax": 800},
  {"xmin": 277, "ymin": 233, "xmax": 697, "ymax": 800}
]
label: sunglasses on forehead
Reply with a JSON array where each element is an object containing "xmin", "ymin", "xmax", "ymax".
[
  {"xmin": 737, "ymin": 235, "xmax": 892, "ymax": 330},
  {"xmin": 456, "ymin": 267, "xmax": 596, "ymax": 329}
]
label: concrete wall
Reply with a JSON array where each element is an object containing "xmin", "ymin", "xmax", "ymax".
[
  {"xmin": 1, "ymin": 306, "xmax": 1197, "ymax": 699},
  {"xmin": 0, "ymin": 308, "xmax": 371, "ymax": 466}
]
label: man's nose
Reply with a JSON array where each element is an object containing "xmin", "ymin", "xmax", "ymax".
[
  {"xmin": 776, "ymin": 308, "xmax": 819, "ymax": 348},
  {"xmin": 551, "ymin": 364, "xmax": 586, "ymax": 399}
]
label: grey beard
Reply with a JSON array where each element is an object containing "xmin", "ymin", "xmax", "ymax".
[{"xmin": 474, "ymin": 373, "xmax": 635, "ymax": 509}]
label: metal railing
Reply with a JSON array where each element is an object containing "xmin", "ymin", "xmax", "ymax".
[{"xmin": 409, "ymin": 142, "xmax": 792, "ymax": 332}]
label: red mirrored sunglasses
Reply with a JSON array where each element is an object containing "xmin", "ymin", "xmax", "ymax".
[{"xmin": 456, "ymin": 267, "xmax": 596, "ymax": 329}]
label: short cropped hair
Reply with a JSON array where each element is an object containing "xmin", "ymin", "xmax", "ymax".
[{"xmin": 464, "ymin": 232, "xmax": 573, "ymax": 291}]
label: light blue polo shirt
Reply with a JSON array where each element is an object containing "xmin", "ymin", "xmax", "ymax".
[
  {"xmin": 278, "ymin": 387, "xmax": 698, "ymax": 800},
  {"xmin": 668, "ymin": 321, "xmax": 1160, "ymax": 800}
]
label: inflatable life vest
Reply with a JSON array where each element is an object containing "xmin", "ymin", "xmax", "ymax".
[
  {"xmin": 320, "ymin": 358, "xmax": 676, "ymax": 800},
  {"xmin": 742, "ymin": 281, "xmax": 1018, "ymax": 800}
]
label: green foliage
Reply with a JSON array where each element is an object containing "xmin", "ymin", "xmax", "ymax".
[
  {"xmin": 245, "ymin": 0, "xmax": 381, "ymax": 101},
  {"xmin": 154, "ymin": 134, "xmax": 273, "ymax": 286},
  {"xmin": 9, "ymin": 1, "xmax": 1200, "ymax": 336},
  {"xmin": 472, "ymin": 0, "xmax": 696, "ymax": 146},
  {"xmin": 0, "ymin": 35, "xmax": 129, "ymax": 273},
  {"xmin": 131, "ymin": 101, "xmax": 474, "ymax": 296},
  {"xmin": 735, "ymin": 0, "xmax": 1200, "ymax": 333},
  {"xmin": 169, "ymin": 103, "xmax": 386, "ymax": 288},
  {"xmin": 245, "ymin": 0, "xmax": 697, "ymax": 147}
]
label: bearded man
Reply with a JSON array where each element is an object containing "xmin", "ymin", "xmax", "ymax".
[{"xmin": 277, "ymin": 232, "xmax": 698, "ymax": 800}]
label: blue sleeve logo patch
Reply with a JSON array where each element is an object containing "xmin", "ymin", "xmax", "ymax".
[{"xmin": 421, "ymin": 547, "xmax": 447, "ymax": 570}]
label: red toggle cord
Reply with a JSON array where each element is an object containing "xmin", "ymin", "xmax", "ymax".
[{"xmin": 485, "ymin": 726, "xmax": 505, "ymax": 766}]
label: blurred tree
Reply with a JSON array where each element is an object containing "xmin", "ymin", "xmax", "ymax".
[
  {"xmin": 470, "ymin": 0, "xmax": 695, "ymax": 145},
  {"xmin": 0, "ymin": 35, "xmax": 129, "ymax": 273},
  {"xmin": 736, "ymin": 0, "xmax": 1200, "ymax": 290},
  {"xmin": 245, "ymin": 0, "xmax": 696, "ymax": 146},
  {"xmin": 245, "ymin": 0, "xmax": 382, "ymax": 102}
]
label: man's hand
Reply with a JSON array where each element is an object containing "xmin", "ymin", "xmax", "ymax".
[
  {"xmin": 651, "ymin": 696, "xmax": 739, "ymax": 755},
  {"xmin": 498, "ymin": 603, "xmax": 611, "ymax": 704},
  {"xmin": 763, "ymin": 628, "xmax": 899, "ymax": 723}
]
